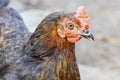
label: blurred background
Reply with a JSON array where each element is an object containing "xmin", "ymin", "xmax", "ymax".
[{"xmin": 9, "ymin": 0, "xmax": 120, "ymax": 80}]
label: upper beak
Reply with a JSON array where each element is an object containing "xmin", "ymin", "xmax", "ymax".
[{"xmin": 80, "ymin": 30, "xmax": 94, "ymax": 41}]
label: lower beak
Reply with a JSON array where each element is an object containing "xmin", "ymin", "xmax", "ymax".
[{"xmin": 80, "ymin": 31, "xmax": 94, "ymax": 41}]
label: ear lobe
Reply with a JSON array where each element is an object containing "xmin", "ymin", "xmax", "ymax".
[{"xmin": 57, "ymin": 28, "xmax": 66, "ymax": 38}]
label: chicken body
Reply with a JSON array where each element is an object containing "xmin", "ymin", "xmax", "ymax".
[
  {"xmin": 20, "ymin": 12, "xmax": 80, "ymax": 80},
  {"xmin": 18, "ymin": 6, "xmax": 94, "ymax": 80},
  {"xmin": 0, "ymin": 0, "xmax": 30, "ymax": 79}
]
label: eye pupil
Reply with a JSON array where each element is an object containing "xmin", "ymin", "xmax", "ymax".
[
  {"xmin": 67, "ymin": 23, "xmax": 74, "ymax": 30},
  {"xmin": 69, "ymin": 24, "xmax": 72, "ymax": 27}
]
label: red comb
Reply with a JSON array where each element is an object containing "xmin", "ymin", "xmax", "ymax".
[{"xmin": 76, "ymin": 6, "xmax": 90, "ymax": 28}]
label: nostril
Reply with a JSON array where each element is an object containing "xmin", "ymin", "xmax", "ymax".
[
  {"xmin": 83, "ymin": 30, "xmax": 85, "ymax": 32},
  {"xmin": 83, "ymin": 30, "xmax": 89, "ymax": 33},
  {"xmin": 85, "ymin": 30, "xmax": 89, "ymax": 33}
]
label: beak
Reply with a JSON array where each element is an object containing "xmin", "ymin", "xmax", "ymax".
[{"xmin": 80, "ymin": 31, "xmax": 94, "ymax": 41}]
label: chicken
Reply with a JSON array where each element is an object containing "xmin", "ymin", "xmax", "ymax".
[
  {"xmin": 0, "ymin": 0, "xmax": 9, "ymax": 8},
  {"xmin": 0, "ymin": 0, "xmax": 94, "ymax": 80},
  {"xmin": 0, "ymin": 0, "xmax": 30, "ymax": 79},
  {"xmin": 18, "ymin": 6, "xmax": 94, "ymax": 80}
]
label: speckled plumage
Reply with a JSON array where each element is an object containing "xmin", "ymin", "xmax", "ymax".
[
  {"xmin": 0, "ymin": 0, "xmax": 9, "ymax": 8},
  {"xmin": 0, "ymin": 0, "xmax": 30, "ymax": 79}
]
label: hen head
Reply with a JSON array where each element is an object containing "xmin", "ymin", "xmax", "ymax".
[{"xmin": 57, "ymin": 6, "xmax": 94, "ymax": 43}]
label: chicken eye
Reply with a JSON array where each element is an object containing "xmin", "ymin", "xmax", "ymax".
[{"xmin": 67, "ymin": 23, "xmax": 74, "ymax": 30}]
